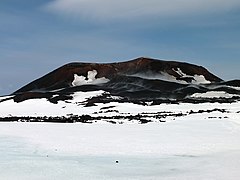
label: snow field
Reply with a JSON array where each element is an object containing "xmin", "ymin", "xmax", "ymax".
[{"xmin": 0, "ymin": 119, "xmax": 240, "ymax": 179}]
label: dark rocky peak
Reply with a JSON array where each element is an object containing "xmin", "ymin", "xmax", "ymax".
[{"xmin": 14, "ymin": 57, "xmax": 222, "ymax": 94}]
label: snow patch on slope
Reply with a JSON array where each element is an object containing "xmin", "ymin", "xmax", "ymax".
[
  {"xmin": 72, "ymin": 70, "xmax": 109, "ymax": 86},
  {"xmin": 227, "ymin": 86, "xmax": 240, "ymax": 90},
  {"xmin": 173, "ymin": 68, "xmax": 211, "ymax": 84},
  {"xmin": 130, "ymin": 68, "xmax": 211, "ymax": 84},
  {"xmin": 129, "ymin": 72, "xmax": 188, "ymax": 84},
  {"xmin": 193, "ymin": 75, "xmax": 211, "ymax": 84},
  {"xmin": 70, "ymin": 90, "xmax": 106, "ymax": 103},
  {"xmin": 190, "ymin": 91, "xmax": 240, "ymax": 99}
]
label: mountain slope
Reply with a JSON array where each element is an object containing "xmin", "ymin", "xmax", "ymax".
[
  {"xmin": 15, "ymin": 57, "xmax": 222, "ymax": 93},
  {"xmin": 11, "ymin": 57, "xmax": 233, "ymax": 102}
]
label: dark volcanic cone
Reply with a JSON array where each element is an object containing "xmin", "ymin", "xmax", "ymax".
[
  {"xmin": 15, "ymin": 57, "xmax": 222, "ymax": 94},
  {"xmin": 12, "ymin": 57, "xmax": 240, "ymax": 104}
]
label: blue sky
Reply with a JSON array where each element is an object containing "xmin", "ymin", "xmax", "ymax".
[{"xmin": 0, "ymin": 0, "xmax": 240, "ymax": 95}]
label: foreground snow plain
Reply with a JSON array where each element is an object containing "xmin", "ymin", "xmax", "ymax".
[
  {"xmin": 0, "ymin": 115, "xmax": 240, "ymax": 179},
  {"xmin": 0, "ymin": 90, "xmax": 240, "ymax": 179}
]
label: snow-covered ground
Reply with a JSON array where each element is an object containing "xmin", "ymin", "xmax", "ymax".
[
  {"xmin": 0, "ymin": 90, "xmax": 240, "ymax": 179},
  {"xmin": 0, "ymin": 117, "xmax": 240, "ymax": 180},
  {"xmin": 0, "ymin": 90, "xmax": 240, "ymax": 124}
]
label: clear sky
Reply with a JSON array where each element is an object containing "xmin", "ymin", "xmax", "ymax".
[{"xmin": 0, "ymin": 0, "xmax": 240, "ymax": 95}]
